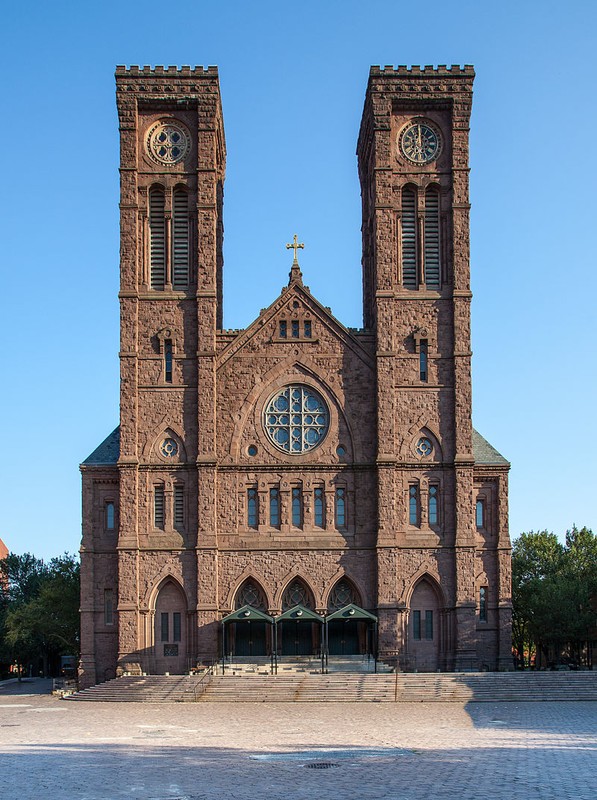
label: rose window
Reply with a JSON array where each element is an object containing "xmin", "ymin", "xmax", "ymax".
[
  {"xmin": 264, "ymin": 385, "xmax": 329, "ymax": 454},
  {"xmin": 147, "ymin": 121, "xmax": 190, "ymax": 165}
]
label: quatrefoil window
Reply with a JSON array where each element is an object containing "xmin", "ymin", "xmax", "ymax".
[
  {"xmin": 416, "ymin": 437, "xmax": 433, "ymax": 457},
  {"xmin": 160, "ymin": 438, "xmax": 179, "ymax": 458},
  {"xmin": 147, "ymin": 121, "xmax": 190, "ymax": 165},
  {"xmin": 264, "ymin": 385, "xmax": 329, "ymax": 454}
]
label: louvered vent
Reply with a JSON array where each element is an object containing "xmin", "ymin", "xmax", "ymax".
[
  {"xmin": 424, "ymin": 189, "xmax": 440, "ymax": 288},
  {"xmin": 154, "ymin": 485, "xmax": 165, "ymax": 528},
  {"xmin": 172, "ymin": 189, "xmax": 189, "ymax": 290},
  {"xmin": 149, "ymin": 188, "xmax": 166, "ymax": 290},
  {"xmin": 401, "ymin": 187, "xmax": 417, "ymax": 288},
  {"xmin": 174, "ymin": 485, "xmax": 184, "ymax": 528}
]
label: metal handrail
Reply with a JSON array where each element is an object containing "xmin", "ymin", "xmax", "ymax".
[{"xmin": 187, "ymin": 662, "xmax": 216, "ymax": 702}]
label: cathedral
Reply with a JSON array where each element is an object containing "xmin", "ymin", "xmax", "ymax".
[{"xmin": 79, "ymin": 64, "xmax": 512, "ymax": 688}]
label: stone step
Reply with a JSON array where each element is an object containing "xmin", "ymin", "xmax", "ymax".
[{"xmin": 66, "ymin": 672, "xmax": 597, "ymax": 703}]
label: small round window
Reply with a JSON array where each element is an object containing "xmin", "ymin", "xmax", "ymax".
[
  {"xmin": 146, "ymin": 120, "xmax": 190, "ymax": 165},
  {"xmin": 160, "ymin": 438, "xmax": 179, "ymax": 457},
  {"xmin": 264, "ymin": 385, "xmax": 329, "ymax": 454},
  {"xmin": 415, "ymin": 437, "xmax": 433, "ymax": 457}
]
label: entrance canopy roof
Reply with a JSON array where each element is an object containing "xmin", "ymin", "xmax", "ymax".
[
  {"xmin": 327, "ymin": 603, "xmax": 377, "ymax": 622},
  {"xmin": 221, "ymin": 605, "xmax": 274, "ymax": 624},
  {"xmin": 276, "ymin": 604, "xmax": 324, "ymax": 623}
]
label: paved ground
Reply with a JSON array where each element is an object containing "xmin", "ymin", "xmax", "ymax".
[{"xmin": 0, "ymin": 679, "xmax": 595, "ymax": 800}]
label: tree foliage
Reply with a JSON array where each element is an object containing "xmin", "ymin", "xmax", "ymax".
[
  {"xmin": 0, "ymin": 552, "xmax": 80, "ymax": 677},
  {"xmin": 512, "ymin": 527, "xmax": 597, "ymax": 668}
]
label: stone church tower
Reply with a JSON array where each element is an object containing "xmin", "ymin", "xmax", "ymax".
[{"xmin": 79, "ymin": 65, "xmax": 511, "ymax": 688}]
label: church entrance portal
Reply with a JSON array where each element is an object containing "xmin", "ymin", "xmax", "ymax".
[{"xmin": 153, "ymin": 580, "xmax": 187, "ymax": 675}]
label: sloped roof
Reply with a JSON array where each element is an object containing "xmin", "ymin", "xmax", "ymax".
[
  {"xmin": 81, "ymin": 427, "xmax": 120, "ymax": 466},
  {"xmin": 81, "ymin": 425, "xmax": 509, "ymax": 467},
  {"xmin": 472, "ymin": 429, "xmax": 509, "ymax": 466}
]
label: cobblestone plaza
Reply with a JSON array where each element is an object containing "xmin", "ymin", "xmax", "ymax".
[{"xmin": 1, "ymin": 681, "xmax": 595, "ymax": 800}]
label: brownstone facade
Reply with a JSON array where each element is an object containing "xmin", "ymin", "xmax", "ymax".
[{"xmin": 79, "ymin": 65, "xmax": 511, "ymax": 688}]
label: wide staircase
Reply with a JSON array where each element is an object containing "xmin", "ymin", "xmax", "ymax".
[{"xmin": 66, "ymin": 671, "xmax": 597, "ymax": 703}]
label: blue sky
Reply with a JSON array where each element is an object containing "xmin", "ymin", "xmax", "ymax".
[{"xmin": 1, "ymin": 0, "xmax": 595, "ymax": 560}]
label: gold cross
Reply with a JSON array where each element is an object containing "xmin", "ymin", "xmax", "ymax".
[{"xmin": 286, "ymin": 234, "xmax": 304, "ymax": 265}]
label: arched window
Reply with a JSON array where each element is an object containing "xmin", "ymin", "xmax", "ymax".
[
  {"xmin": 282, "ymin": 579, "xmax": 314, "ymax": 610},
  {"xmin": 247, "ymin": 488, "xmax": 258, "ymax": 528},
  {"xmin": 409, "ymin": 484, "xmax": 419, "ymax": 526},
  {"xmin": 424, "ymin": 187, "xmax": 440, "ymax": 288},
  {"xmin": 149, "ymin": 187, "xmax": 166, "ymax": 290},
  {"xmin": 292, "ymin": 487, "xmax": 302, "ymax": 527},
  {"xmin": 235, "ymin": 579, "xmax": 267, "ymax": 610},
  {"xmin": 401, "ymin": 187, "xmax": 417, "ymax": 288},
  {"xmin": 269, "ymin": 488, "xmax": 280, "ymax": 527},
  {"xmin": 328, "ymin": 579, "xmax": 361, "ymax": 610},
  {"xmin": 314, "ymin": 487, "xmax": 324, "ymax": 527},
  {"xmin": 172, "ymin": 188, "xmax": 189, "ymax": 289},
  {"xmin": 428, "ymin": 485, "xmax": 438, "ymax": 526},
  {"xmin": 335, "ymin": 487, "xmax": 346, "ymax": 528}
]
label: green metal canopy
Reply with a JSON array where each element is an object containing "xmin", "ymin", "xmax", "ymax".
[
  {"xmin": 275, "ymin": 604, "xmax": 324, "ymax": 623},
  {"xmin": 221, "ymin": 605, "xmax": 275, "ymax": 624},
  {"xmin": 326, "ymin": 603, "xmax": 377, "ymax": 622}
]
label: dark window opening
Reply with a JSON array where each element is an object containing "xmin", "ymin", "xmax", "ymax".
[
  {"xmin": 413, "ymin": 610, "xmax": 421, "ymax": 640},
  {"xmin": 106, "ymin": 502, "xmax": 115, "ymax": 530},
  {"xmin": 164, "ymin": 339, "xmax": 173, "ymax": 383},
  {"xmin": 420, "ymin": 339, "xmax": 428, "ymax": 382},
  {"xmin": 480, "ymin": 586, "xmax": 488, "ymax": 622}
]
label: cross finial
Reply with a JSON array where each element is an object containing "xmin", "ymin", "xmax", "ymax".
[{"xmin": 286, "ymin": 234, "xmax": 304, "ymax": 266}]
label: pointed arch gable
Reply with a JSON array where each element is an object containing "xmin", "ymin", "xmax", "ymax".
[
  {"xmin": 224, "ymin": 570, "xmax": 272, "ymax": 613},
  {"xmin": 322, "ymin": 570, "xmax": 366, "ymax": 610},
  {"xmin": 278, "ymin": 575, "xmax": 316, "ymax": 611},
  {"xmin": 142, "ymin": 421, "xmax": 187, "ymax": 463},
  {"xmin": 144, "ymin": 572, "xmax": 190, "ymax": 612},
  {"xmin": 403, "ymin": 570, "xmax": 445, "ymax": 608}
]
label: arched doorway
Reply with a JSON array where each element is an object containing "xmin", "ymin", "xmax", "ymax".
[
  {"xmin": 278, "ymin": 579, "xmax": 320, "ymax": 656},
  {"xmin": 407, "ymin": 577, "xmax": 443, "ymax": 672},
  {"xmin": 230, "ymin": 579, "xmax": 270, "ymax": 656},
  {"xmin": 153, "ymin": 579, "xmax": 187, "ymax": 674},
  {"xmin": 327, "ymin": 579, "xmax": 365, "ymax": 655}
]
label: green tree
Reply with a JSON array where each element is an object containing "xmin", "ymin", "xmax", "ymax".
[
  {"xmin": 511, "ymin": 530, "xmax": 564, "ymax": 668},
  {"xmin": 0, "ymin": 552, "xmax": 80, "ymax": 678},
  {"xmin": 512, "ymin": 527, "xmax": 597, "ymax": 668}
]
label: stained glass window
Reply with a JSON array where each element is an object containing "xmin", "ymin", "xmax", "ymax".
[
  {"xmin": 429, "ymin": 485, "xmax": 438, "ymax": 525},
  {"xmin": 282, "ymin": 580, "xmax": 313, "ymax": 610},
  {"xmin": 269, "ymin": 488, "xmax": 280, "ymax": 527},
  {"xmin": 328, "ymin": 580, "xmax": 359, "ymax": 610},
  {"xmin": 235, "ymin": 580, "xmax": 267, "ymax": 610},
  {"xmin": 335, "ymin": 488, "xmax": 346, "ymax": 527},
  {"xmin": 314, "ymin": 488, "xmax": 324, "ymax": 527},
  {"xmin": 247, "ymin": 488, "xmax": 258, "ymax": 528},
  {"xmin": 409, "ymin": 485, "xmax": 419, "ymax": 525},
  {"xmin": 264, "ymin": 386, "xmax": 329, "ymax": 454},
  {"xmin": 292, "ymin": 488, "xmax": 302, "ymax": 527}
]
